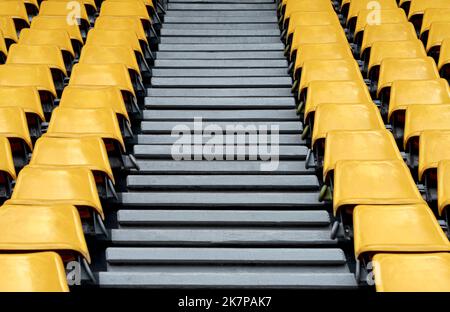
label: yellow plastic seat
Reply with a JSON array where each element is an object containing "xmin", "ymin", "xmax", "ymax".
[
  {"xmin": 99, "ymin": 1, "xmax": 152, "ymax": 32},
  {"xmin": 0, "ymin": 86, "xmax": 45, "ymax": 122},
  {"xmin": 39, "ymin": 1, "xmax": 90, "ymax": 34},
  {"xmin": 367, "ymin": 40, "xmax": 427, "ymax": 81},
  {"xmin": 388, "ymin": 79, "xmax": 450, "ymax": 122},
  {"xmin": 85, "ymin": 29, "xmax": 144, "ymax": 61},
  {"xmin": 286, "ymin": 11, "xmax": 340, "ymax": 45},
  {"xmin": 282, "ymin": 0, "xmax": 334, "ymax": 29},
  {"xmin": 408, "ymin": 0, "xmax": 450, "ymax": 32},
  {"xmin": 0, "ymin": 252, "xmax": 69, "ymax": 292},
  {"xmin": 303, "ymin": 80, "xmax": 372, "ymax": 124},
  {"xmin": 290, "ymin": 25, "xmax": 347, "ymax": 60},
  {"xmin": 438, "ymin": 160, "xmax": 450, "ymax": 216},
  {"xmin": 6, "ymin": 44, "xmax": 67, "ymax": 77},
  {"xmin": 420, "ymin": 8, "xmax": 450, "ymax": 40},
  {"xmin": 0, "ymin": 202, "xmax": 90, "ymax": 262},
  {"xmin": 30, "ymin": 136, "xmax": 114, "ymax": 183},
  {"xmin": 107, "ymin": 0, "xmax": 155, "ymax": 13},
  {"xmin": 19, "ymin": 28, "xmax": 75, "ymax": 59},
  {"xmin": 46, "ymin": 107, "xmax": 125, "ymax": 152},
  {"xmin": 79, "ymin": 45, "xmax": 140, "ymax": 80},
  {"xmin": 372, "ymin": 253, "xmax": 450, "ymax": 292},
  {"xmin": 293, "ymin": 43, "xmax": 353, "ymax": 83},
  {"xmin": 94, "ymin": 16, "xmax": 148, "ymax": 46},
  {"xmin": 404, "ymin": 104, "xmax": 450, "ymax": 149},
  {"xmin": 0, "ymin": 136, "xmax": 15, "ymax": 180},
  {"xmin": 333, "ymin": 160, "xmax": 425, "ymax": 216},
  {"xmin": 360, "ymin": 23, "xmax": 417, "ymax": 60},
  {"xmin": 323, "ymin": 130, "xmax": 402, "ymax": 182},
  {"xmin": 426, "ymin": 22, "xmax": 450, "ymax": 54},
  {"xmin": 377, "ymin": 57, "xmax": 440, "ymax": 98},
  {"xmin": 346, "ymin": 0, "xmax": 398, "ymax": 28},
  {"xmin": 439, "ymin": 37, "xmax": 450, "ymax": 77},
  {"xmin": 0, "ymin": 106, "xmax": 32, "ymax": 151},
  {"xmin": 0, "ymin": 16, "xmax": 18, "ymax": 45},
  {"xmin": 298, "ymin": 59, "xmax": 364, "ymax": 101},
  {"xmin": 353, "ymin": 203, "xmax": 450, "ymax": 258},
  {"xmin": 312, "ymin": 103, "xmax": 385, "ymax": 149},
  {"xmin": 0, "ymin": 31, "xmax": 6, "ymax": 62},
  {"xmin": 46, "ymin": 0, "xmax": 97, "ymax": 17},
  {"xmin": 0, "ymin": 1, "xmax": 29, "ymax": 30},
  {"xmin": 419, "ymin": 130, "xmax": 450, "ymax": 182},
  {"xmin": 11, "ymin": 166, "xmax": 104, "ymax": 218},
  {"xmin": 59, "ymin": 85, "xmax": 129, "ymax": 122},
  {"xmin": 353, "ymin": 8, "xmax": 407, "ymax": 44},
  {"xmin": 30, "ymin": 16, "xmax": 84, "ymax": 51},
  {"xmin": 0, "ymin": 64, "xmax": 57, "ymax": 108},
  {"xmin": 69, "ymin": 63, "xmax": 135, "ymax": 100}
]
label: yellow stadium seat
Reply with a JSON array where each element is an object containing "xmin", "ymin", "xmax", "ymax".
[
  {"xmin": 0, "ymin": 136, "xmax": 15, "ymax": 198},
  {"xmin": 46, "ymin": 107, "xmax": 125, "ymax": 152},
  {"xmin": 85, "ymin": 29, "xmax": 147, "ymax": 73},
  {"xmin": 426, "ymin": 22, "xmax": 450, "ymax": 58},
  {"xmin": 353, "ymin": 203, "xmax": 450, "ymax": 277},
  {"xmin": 19, "ymin": 28, "xmax": 75, "ymax": 67},
  {"xmin": 6, "ymin": 44, "xmax": 67, "ymax": 94},
  {"xmin": 420, "ymin": 8, "xmax": 450, "ymax": 42},
  {"xmin": 0, "ymin": 64, "xmax": 57, "ymax": 114},
  {"xmin": 388, "ymin": 79, "xmax": 450, "ymax": 141},
  {"xmin": 46, "ymin": 0, "xmax": 97, "ymax": 23},
  {"xmin": 438, "ymin": 160, "xmax": 450, "ymax": 216},
  {"xmin": 30, "ymin": 136, "xmax": 115, "ymax": 183},
  {"xmin": 69, "ymin": 63, "xmax": 136, "ymax": 102},
  {"xmin": 0, "ymin": 16, "xmax": 18, "ymax": 46},
  {"xmin": 285, "ymin": 11, "xmax": 340, "ymax": 46},
  {"xmin": 60, "ymin": 85, "xmax": 130, "ymax": 122},
  {"xmin": 0, "ymin": 106, "xmax": 32, "ymax": 152},
  {"xmin": 360, "ymin": 23, "xmax": 417, "ymax": 61},
  {"xmin": 333, "ymin": 160, "xmax": 424, "ymax": 216},
  {"xmin": 79, "ymin": 45, "xmax": 142, "ymax": 92},
  {"xmin": 289, "ymin": 25, "xmax": 347, "ymax": 60},
  {"xmin": 311, "ymin": 103, "xmax": 385, "ymax": 150},
  {"xmin": 0, "ymin": 202, "xmax": 90, "ymax": 262},
  {"xmin": 11, "ymin": 166, "xmax": 104, "ymax": 218},
  {"xmin": 0, "ymin": 31, "xmax": 6, "ymax": 63},
  {"xmin": 0, "ymin": 252, "xmax": 69, "ymax": 292},
  {"xmin": 404, "ymin": 104, "xmax": 450, "ymax": 150},
  {"xmin": 0, "ymin": 86, "xmax": 45, "ymax": 140},
  {"xmin": 94, "ymin": 15, "xmax": 149, "ymax": 46},
  {"xmin": 367, "ymin": 40, "xmax": 427, "ymax": 81},
  {"xmin": 282, "ymin": 0, "xmax": 334, "ymax": 30},
  {"xmin": 377, "ymin": 57, "xmax": 440, "ymax": 100},
  {"xmin": 372, "ymin": 253, "xmax": 450, "ymax": 292},
  {"xmin": 419, "ymin": 130, "xmax": 450, "ymax": 182},
  {"xmin": 353, "ymin": 8, "xmax": 407, "ymax": 44},
  {"xmin": 293, "ymin": 43, "xmax": 353, "ymax": 86},
  {"xmin": 346, "ymin": 0, "xmax": 397, "ymax": 30},
  {"xmin": 408, "ymin": 0, "xmax": 450, "ymax": 33},
  {"xmin": 302, "ymin": 80, "xmax": 372, "ymax": 125},
  {"xmin": 323, "ymin": 130, "xmax": 402, "ymax": 182},
  {"xmin": 298, "ymin": 59, "xmax": 364, "ymax": 101},
  {"xmin": 439, "ymin": 37, "xmax": 450, "ymax": 79},
  {"xmin": 38, "ymin": 1, "xmax": 90, "ymax": 37},
  {"xmin": 0, "ymin": 1, "xmax": 29, "ymax": 31},
  {"xmin": 99, "ymin": 1, "xmax": 152, "ymax": 33},
  {"xmin": 107, "ymin": 0, "xmax": 156, "ymax": 15},
  {"xmin": 30, "ymin": 16, "xmax": 83, "ymax": 56}
]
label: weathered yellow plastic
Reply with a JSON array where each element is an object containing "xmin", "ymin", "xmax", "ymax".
[
  {"xmin": 0, "ymin": 202, "xmax": 90, "ymax": 262},
  {"xmin": 0, "ymin": 1, "xmax": 29, "ymax": 26},
  {"xmin": 11, "ymin": 166, "xmax": 104, "ymax": 218},
  {"xmin": 0, "ymin": 86, "xmax": 45, "ymax": 122},
  {"xmin": 438, "ymin": 37, "xmax": 450, "ymax": 72},
  {"xmin": 418, "ymin": 130, "xmax": 450, "ymax": 181},
  {"xmin": 99, "ymin": 0, "xmax": 151, "ymax": 27},
  {"xmin": 287, "ymin": 11, "xmax": 340, "ymax": 42},
  {"xmin": 0, "ymin": 106, "xmax": 32, "ymax": 150},
  {"xmin": 19, "ymin": 28, "xmax": 75, "ymax": 58},
  {"xmin": 30, "ymin": 16, "xmax": 83, "ymax": 46},
  {"xmin": 85, "ymin": 29, "xmax": 143, "ymax": 58},
  {"xmin": 373, "ymin": 253, "xmax": 450, "ymax": 292},
  {"xmin": 333, "ymin": 160, "xmax": 425, "ymax": 216},
  {"xmin": 0, "ymin": 136, "xmax": 15, "ymax": 179},
  {"xmin": 426, "ymin": 22, "xmax": 450, "ymax": 52},
  {"xmin": 347, "ymin": 0, "xmax": 397, "ymax": 25},
  {"xmin": 30, "ymin": 136, "xmax": 115, "ymax": 183},
  {"xmin": 420, "ymin": 8, "xmax": 450, "ymax": 36},
  {"xmin": 94, "ymin": 16, "xmax": 148, "ymax": 45},
  {"xmin": 323, "ymin": 130, "xmax": 402, "ymax": 181},
  {"xmin": 354, "ymin": 8, "xmax": 407, "ymax": 40},
  {"xmin": 353, "ymin": 203, "xmax": 450, "ymax": 259},
  {"xmin": 0, "ymin": 252, "xmax": 69, "ymax": 292},
  {"xmin": 0, "ymin": 16, "xmax": 18, "ymax": 43},
  {"xmin": 38, "ymin": 1, "xmax": 89, "ymax": 26}
]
